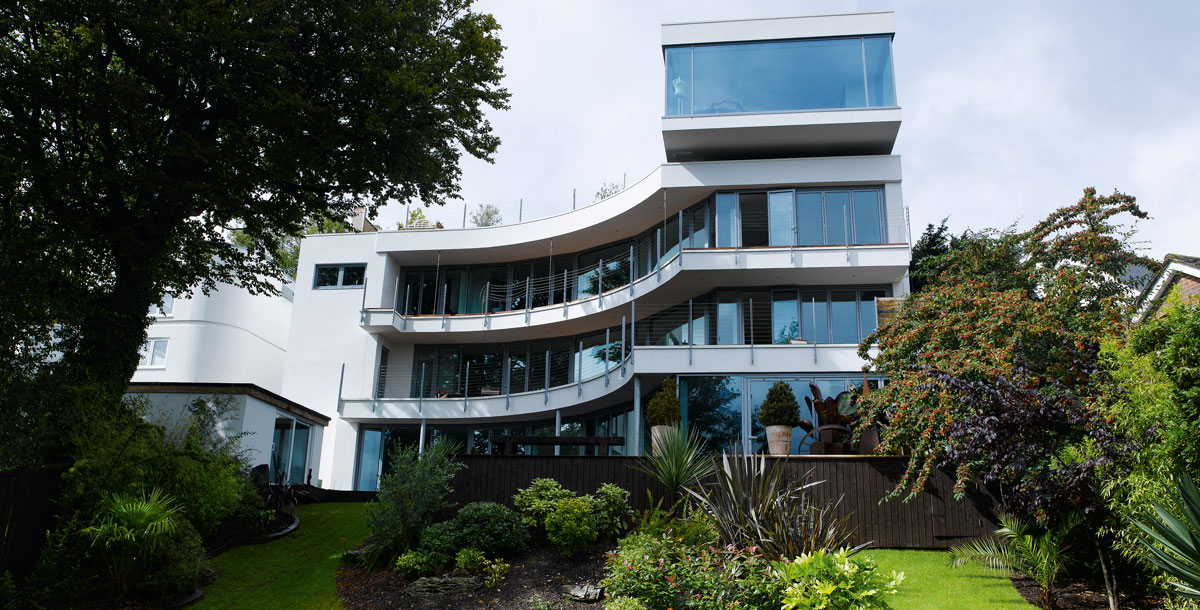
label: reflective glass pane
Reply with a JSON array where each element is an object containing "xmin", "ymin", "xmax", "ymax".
[
  {"xmin": 160, "ymin": 293, "xmax": 174, "ymax": 315},
  {"xmin": 577, "ymin": 333, "xmax": 610, "ymax": 380},
  {"xmin": 411, "ymin": 348, "xmax": 436, "ymax": 398},
  {"xmin": 665, "ymin": 46, "xmax": 692, "ymax": 116},
  {"xmin": 688, "ymin": 202, "xmax": 709, "ymax": 248},
  {"xmin": 768, "ymin": 191, "xmax": 794, "ymax": 246},
  {"xmin": 356, "ymin": 428, "xmax": 382, "ymax": 491},
  {"xmin": 830, "ymin": 290, "xmax": 859, "ymax": 344},
  {"xmin": 509, "ymin": 265, "xmax": 530, "ymax": 310},
  {"xmin": 531, "ymin": 262, "xmax": 550, "ymax": 308},
  {"xmin": 742, "ymin": 292, "xmax": 771, "ymax": 345},
  {"xmin": 716, "ymin": 193, "xmax": 737, "ymax": 247},
  {"xmin": 852, "ymin": 190, "xmax": 882, "ymax": 244},
  {"xmin": 748, "ymin": 379, "xmax": 774, "ymax": 453},
  {"xmin": 403, "ymin": 272, "xmax": 421, "ymax": 315},
  {"xmin": 860, "ymin": 289, "xmax": 887, "ymax": 339},
  {"xmin": 692, "ymin": 38, "xmax": 867, "ymax": 113},
  {"xmin": 864, "ymin": 36, "xmax": 896, "ymax": 107},
  {"xmin": 270, "ymin": 418, "xmax": 293, "ymax": 484},
  {"xmin": 435, "ymin": 347, "xmax": 461, "ymax": 396},
  {"xmin": 772, "ymin": 291, "xmax": 799, "ymax": 344},
  {"xmin": 739, "ymin": 193, "xmax": 769, "ymax": 248},
  {"xmin": 315, "ymin": 266, "xmax": 340, "ymax": 287},
  {"xmin": 796, "ymin": 192, "xmax": 824, "ymax": 246},
  {"xmin": 825, "ymin": 192, "xmax": 850, "ymax": 245},
  {"xmin": 508, "ymin": 346, "xmax": 528, "ymax": 394},
  {"xmin": 442, "ymin": 269, "xmax": 467, "ymax": 315},
  {"xmin": 716, "ymin": 292, "xmax": 739, "ymax": 345},
  {"xmin": 464, "ymin": 346, "xmax": 503, "ymax": 397},
  {"xmin": 289, "ymin": 423, "xmax": 309, "ymax": 485},
  {"xmin": 786, "ymin": 380, "xmax": 820, "ymax": 455},
  {"xmin": 419, "ymin": 271, "xmax": 437, "ymax": 314},
  {"xmin": 802, "ymin": 291, "xmax": 829, "ymax": 344},
  {"xmin": 549, "ymin": 341, "xmax": 572, "ymax": 386},
  {"xmin": 151, "ymin": 340, "xmax": 167, "ymax": 366},
  {"xmin": 683, "ymin": 376, "xmax": 743, "ymax": 454},
  {"xmin": 527, "ymin": 344, "xmax": 548, "ymax": 392},
  {"xmin": 342, "ymin": 265, "xmax": 365, "ymax": 286}
]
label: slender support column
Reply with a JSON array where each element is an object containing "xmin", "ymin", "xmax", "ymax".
[
  {"xmin": 656, "ymin": 230, "xmax": 662, "ymax": 281},
  {"xmin": 630, "ymin": 301, "xmax": 636, "ymax": 366},
  {"xmin": 678, "ymin": 209, "xmax": 684, "ymax": 267},
  {"xmin": 562, "ymin": 269, "xmax": 569, "ymax": 317},
  {"xmin": 544, "ymin": 349, "xmax": 550, "ymax": 404},
  {"xmin": 620, "ymin": 315, "xmax": 627, "ymax": 377},
  {"xmin": 604, "ymin": 328, "xmax": 611, "ymax": 387},
  {"xmin": 750, "ymin": 297, "xmax": 755, "ymax": 365},
  {"xmin": 418, "ymin": 363, "xmax": 425, "ymax": 413},
  {"xmin": 441, "ymin": 284, "xmax": 448, "ymax": 328},
  {"xmin": 418, "ymin": 419, "xmax": 427, "ymax": 454},
  {"xmin": 519, "ymin": 198, "xmax": 523, "ymax": 222},
  {"xmin": 577, "ymin": 340, "xmax": 584, "ymax": 397},
  {"xmin": 598, "ymin": 258, "xmax": 604, "ymax": 306},
  {"xmin": 484, "ymin": 281, "xmax": 491, "ymax": 328},
  {"xmin": 505, "ymin": 355, "xmax": 511, "ymax": 411},
  {"xmin": 464, "ymin": 361, "xmax": 471, "ymax": 412},
  {"xmin": 688, "ymin": 298, "xmax": 693, "ymax": 365},
  {"xmin": 555, "ymin": 409, "xmax": 563, "ymax": 456},
  {"xmin": 629, "ymin": 245, "xmax": 636, "ymax": 297},
  {"xmin": 631, "ymin": 375, "xmax": 642, "ymax": 457}
]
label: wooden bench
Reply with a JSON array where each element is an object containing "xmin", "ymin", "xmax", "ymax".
[{"xmin": 489, "ymin": 435, "xmax": 626, "ymax": 456}]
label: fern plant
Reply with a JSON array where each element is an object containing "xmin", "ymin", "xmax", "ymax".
[
  {"xmin": 1132, "ymin": 472, "xmax": 1200, "ymax": 600},
  {"xmin": 949, "ymin": 512, "xmax": 1082, "ymax": 609}
]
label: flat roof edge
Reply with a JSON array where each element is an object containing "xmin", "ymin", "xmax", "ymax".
[{"xmin": 662, "ymin": 12, "xmax": 894, "ymax": 46}]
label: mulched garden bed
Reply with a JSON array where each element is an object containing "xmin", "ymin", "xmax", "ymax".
[
  {"xmin": 1011, "ymin": 574, "xmax": 1163, "ymax": 610},
  {"xmin": 337, "ymin": 542, "xmax": 610, "ymax": 610}
]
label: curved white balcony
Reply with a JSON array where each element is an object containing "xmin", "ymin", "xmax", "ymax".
[
  {"xmin": 339, "ymin": 343, "xmax": 871, "ymax": 424},
  {"xmin": 361, "ymin": 244, "xmax": 908, "ymax": 341}
]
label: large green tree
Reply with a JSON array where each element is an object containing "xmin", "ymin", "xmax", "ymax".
[
  {"xmin": 858, "ymin": 188, "xmax": 1157, "ymax": 499},
  {"xmin": 0, "ymin": 0, "xmax": 508, "ymax": 462}
]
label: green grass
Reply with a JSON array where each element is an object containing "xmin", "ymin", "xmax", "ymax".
[
  {"xmin": 194, "ymin": 502, "xmax": 369, "ymax": 610},
  {"xmin": 863, "ymin": 549, "xmax": 1035, "ymax": 610}
]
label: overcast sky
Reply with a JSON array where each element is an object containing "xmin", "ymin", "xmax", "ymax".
[{"xmin": 374, "ymin": 0, "xmax": 1200, "ymax": 260}]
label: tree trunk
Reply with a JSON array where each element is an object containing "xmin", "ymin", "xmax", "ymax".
[{"xmin": 1097, "ymin": 543, "xmax": 1119, "ymax": 610}]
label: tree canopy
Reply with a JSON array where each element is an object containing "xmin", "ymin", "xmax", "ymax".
[
  {"xmin": 469, "ymin": 203, "xmax": 502, "ymax": 227},
  {"xmin": 0, "ymin": 0, "xmax": 509, "ymax": 463}
]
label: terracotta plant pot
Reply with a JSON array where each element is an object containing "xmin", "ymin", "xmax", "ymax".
[
  {"xmin": 765, "ymin": 425, "xmax": 792, "ymax": 456},
  {"xmin": 650, "ymin": 425, "xmax": 674, "ymax": 454}
]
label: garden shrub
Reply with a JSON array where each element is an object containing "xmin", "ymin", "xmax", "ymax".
[
  {"xmin": 139, "ymin": 519, "xmax": 206, "ymax": 600},
  {"xmin": 363, "ymin": 439, "xmax": 463, "ymax": 569},
  {"xmin": 545, "ymin": 496, "xmax": 597, "ymax": 557},
  {"xmin": 450, "ymin": 501, "xmax": 529, "ymax": 557},
  {"xmin": 604, "ymin": 597, "xmax": 648, "ymax": 610},
  {"xmin": 635, "ymin": 502, "xmax": 718, "ymax": 549},
  {"xmin": 775, "ymin": 548, "xmax": 904, "ymax": 610},
  {"xmin": 587, "ymin": 483, "xmax": 634, "ymax": 540},
  {"xmin": 417, "ymin": 520, "xmax": 458, "ymax": 564},
  {"xmin": 482, "ymin": 558, "xmax": 510, "ymax": 588},
  {"xmin": 513, "ymin": 478, "xmax": 575, "ymax": 529},
  {"xmin": 601, "ymin": 531, "xmax": 687, "ymax": 609},
  {"xmin": 454, "ymin": 548, "xmax": 486, "ymax": 575},
  {"xmin": 759, "ymin": 381, "xmax": 801, "ymax": 427},
  {"xmin": 395, "ymin": 550, "xmax": 444, "ymax": 578}
]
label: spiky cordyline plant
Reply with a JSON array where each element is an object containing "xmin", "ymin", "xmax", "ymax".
[
  {"xmin": 949, "ymin": 512, "xmax": 1082, "ymax": 609},
  {"xmin": 634, "ymin": 424, "xmax": 714, "ymax": 508},
  {"xmin": 685, "ymin": 451, "xmax": 860, "ymax": 560},
  {"xmin": 1133, "ymin": 472, "xmax": 1200, "ymax": 600}
]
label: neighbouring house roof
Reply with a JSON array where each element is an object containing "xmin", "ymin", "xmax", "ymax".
[
  {"xmin": 1133, "ymin": 253, "xmax": 1200, "ymax": 324},
  {"xmin": 127, "ymin": 381, "xmax": 331, "ymax": 426}
]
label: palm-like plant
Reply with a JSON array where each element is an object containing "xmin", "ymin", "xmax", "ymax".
[
  {"xmin": 81, "ymin": 488, "xmax": 181, "ymax": 595},
  {"xmin": 634, "ymin": 424, "xmax": 714, "ymax": 507},
  {"xmin": 1132, "ymin": 472, "xmax": 1200, "ymax": 600},
  {"xmin": 949, "ymin": 512, "xmax": 1082, "ymax": 609},
  {"xmin": 685, "ymin": 451, "xmax": 859, "ymax": 559}
]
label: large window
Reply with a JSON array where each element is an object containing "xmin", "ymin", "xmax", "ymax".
[
  {"xmin": 665, "ymin": 36, "xmax": 897, "ymax": 116},
  {"xmin": 714, "ymin": 189, "xmax": 886, "ymax": 248},
  {"xmin": 270, "ymin": 415, "xmax": 312, "ymax": 485},
  {"xmin": 314, "ymin": 264, "xmax": 366, "ymax": 289}
]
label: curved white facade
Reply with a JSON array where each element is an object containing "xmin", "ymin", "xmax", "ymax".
[{"xmin": 273, "ymin": 11, "xmax": 911, "ymax": 491}]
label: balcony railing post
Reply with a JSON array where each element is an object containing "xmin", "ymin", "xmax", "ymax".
[
  {"xmin": 749, "ymin": 297, "xmax": 755, "ymax": 365},
  {"xmin": 577, "ymin": 340, "xmax": 584, "ymax": 397},
  {"xmin": 688, "ymin": 298, "xmax": 693, "ymax": 365},
  {"xmin": 544, "ymin": 349, "xmax": 550, "ymax": 404},
  {"xmin": 604, "ymin": 328, "xmax": 611, "ymax": 387},
  {"xmin": 562, "ymin": 269, "xmax": 569, "ymax": 317},
  {"xmin": 678, "ymin": 209, "xmax": 684, "ymax": 268},
  {"xmin": 598, "ymin": 258, "xmax": 604, "ymax": 306},
  {"xmin": 464, "ymin": 361, "xmax": 471, "ymax": 412},
  {"xmin": 418, "ymin": 362, "xmax": 425, "ymax": 414},
  {"xmin": 629, "ymin": 245, "xmax": 635, "ymax": 297},
  {"xmin": 656, "ymin": 230, "xmax": 662, "ymax": 281},
  {"xmin": 621, "ymin": 315, "xmax": 627, "ymax": 377},
  {"xmin": 484, "ymin": 281, "xmax": 491, "ymax": 327},
  {"xmin": 392, "ymin": 276, "xmax": 401, "ymax": 313},
  {"xmin": 441, "ymin": 284, "xmax": 448, "ymax": 328},
  {"xmin": 630, "ymin": 301, "xmax": 636, "ymax": 366},
  {"xmin": 403, "ymin": 285, "xmax": 411, "ymax": 329}
]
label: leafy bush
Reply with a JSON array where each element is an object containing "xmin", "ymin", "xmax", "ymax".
[
  {"xmin": 80, "ymin": 488, "xmax": 182, "ymax": 596},
  {"xmin": 482, "ymin": 558, "xmax": 510, "ymax": 588},
  {"xmin": 687, "ymin": 452, "xmax": 857, "ymax": 560},
  {"xmin": 417, "ymin": 520, "xmax": 457, "ymax": 564},
  {"xmin": 601, "ymin": 532, "xmax": 686, "ymax": 610},
  {"xmin": 395, "ymin": 550, "xmax": 444, "ymax": 578},
  {"xmin": 604, "ymin": 597, "xmax": 648, "ymax": 610},
  {"xmin": 363, "ymin": 439, "xmax": 463, "ymax": 569},
  {"xmin": 545, "ymin": 497, "xmax": 598, "ymax": 557},
  {"xmin": 949, "ymin": 512, "xmax": 1081, "ymax": 609},
  {"xmin": 513, "ymin": 478, "xmax": 575, "ymax": 529},
  {"xmin": 587, "ymin": 483, "xmax": 634, "ymax": 540},
  {"xmin": 634, "ymin": 425, "xmax": 714, "ymax": 507},
  {"xmin": 775, "ymin": 548, "xmax": 903, "ymax": 610},
  {"xmin": 635, "ymin": 501, "xmax": 718, "ymax": 549},
  {"xmin": 450, "ymin": 501, "xmax": 529, "ymax": 557},
  {"xmin": 138, "ymin": 519, "xmax": 205, "ymax": 600},
  {"xmin": 645, "ymin": 377, "xmax": 681, "ymax": 426},
  {"xmin": 454, "ymin": 548, "xmax": 487, "ymax": 576},
  {"xmin": 759, "ymin": 381, "xmax": 801, "ymax": 427}
]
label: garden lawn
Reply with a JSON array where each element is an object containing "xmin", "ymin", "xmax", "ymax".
[
  {"xmin": 863, "ymin": 549, "xmax": 1035, "ymax": 610},
  {"xmin": 194, "ymin": 502, "xmax": 369, "ymax": 610}
]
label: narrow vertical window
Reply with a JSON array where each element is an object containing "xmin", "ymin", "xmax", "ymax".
[{"xmin": 852, "ymin": 190, "xmax": 882, "ymax": 244}]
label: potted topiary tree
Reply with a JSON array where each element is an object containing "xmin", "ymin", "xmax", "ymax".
[
  {"xmin": 645, "ymin": 377, "xmax": 681, "ymax": 454},
  {"xmin": 758, "ymin": 381, "xmax": 802, "ymax": 455}
]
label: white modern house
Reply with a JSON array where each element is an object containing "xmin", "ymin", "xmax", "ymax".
[
  {"xmin": 129, "ymin": 281, "xmax": 329, "ymax": 486},
  {"xmin": 275, "ymin": 12, "xmax": 911, "ymax": 491}
]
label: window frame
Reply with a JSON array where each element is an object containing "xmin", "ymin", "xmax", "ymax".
[
  {"xmin": 313, "ymin": 263, "xmax": 367, "ymax": 289},
  {"xmin": 138, "ymin": 338, "xmax": 169, "ymax": 368}
]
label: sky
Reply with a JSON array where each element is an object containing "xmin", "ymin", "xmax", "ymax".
[{"xmin": 374, "ymin": 0, "xmax": 1200, "ymax": 260}]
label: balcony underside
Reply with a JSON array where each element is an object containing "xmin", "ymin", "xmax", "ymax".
[{"xmin": 662, "ymin": 108, "xmax": 901, "ymax": 163}]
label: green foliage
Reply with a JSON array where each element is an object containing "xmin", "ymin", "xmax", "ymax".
[
  {"xmin": 1132, "ymin": 472, "xmax": 1200, "ymax": 600},
  {"xmin": 595, "ymin": 181, "xmax": 622, "ymax": 202},
  {"xmin": 949, "ymin": 512, "xmax": 1081, "ymax": 609},
  {"xmin": 80, "ymin": 488, "xmax": 181, "ymax": 596},
  {"xmin": 138, "ymin": 519, "xmax": 205, "ymax": 600},
  {"xmin": 634, "ymin": 424, "xmax": 715, "ymax": 506},
  {"xmin": 776, "ymin": 548, "xmax": 904, "ymax": 610},
  {"xmin": 1101, "ymin": 291, "xmax": 1200, "ymax": 567},
  {"xmin": 453, "ymin": 548, "xmax": 486, "ymax": 576},
  {"xmin": 420, "ymin": 502, "xmax": 529, "ymax": 561},
  {"xmin": 760, "ymin": 381, "xmax": 802, "ymax": 427},
  {"xmin": 587, "ymin": 483, "xmax": 635, "ymax": 540},
  {"xmin": 645, "ymin": 378, "xmax": 682, "ymax": 426},
  {"xmin": 529, "ymin": 593, "xmax": 557, "ymax": 610},
  {"xmin": 604, "ymin": 596, "xmax": 649, "ymax": 610},
  {"xmin": 470, "ymin": 203, "xmax": 503, "ymax": 227},
  {"xmin": 687, "ymin": 452, "xmax": 858, "ymax": 560},
  {"xmin": 513, "ymin": 478, "xmax": 575, "ymax": 529},
  {"xmin": 482, "ymin": 558, "xmax": 510, "ymax": 588},
  {"xmin": 394, "ymin": 550, "xmax": 444, "ymax": 578},
  {"xmin": 635, "ymin": 502, "xmax": 719, "ymax": 549},
  {"xmin": 859, "ymin": 188, "xmax": 1156, "ymax": 499},
  {"xmin": 601, "ymin": 532, "xmax": 688, "ymax": 610},
  {"xmin": 363, "ymin": 439, "xmax": 464, "ymax": 569},
  {"xmin": 416, "ymin": 520, "xmax": 457, "ymax": 565},
  {"xmin": 545, "ymin": 497, "xmax": 598, "ymax": 557}
]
